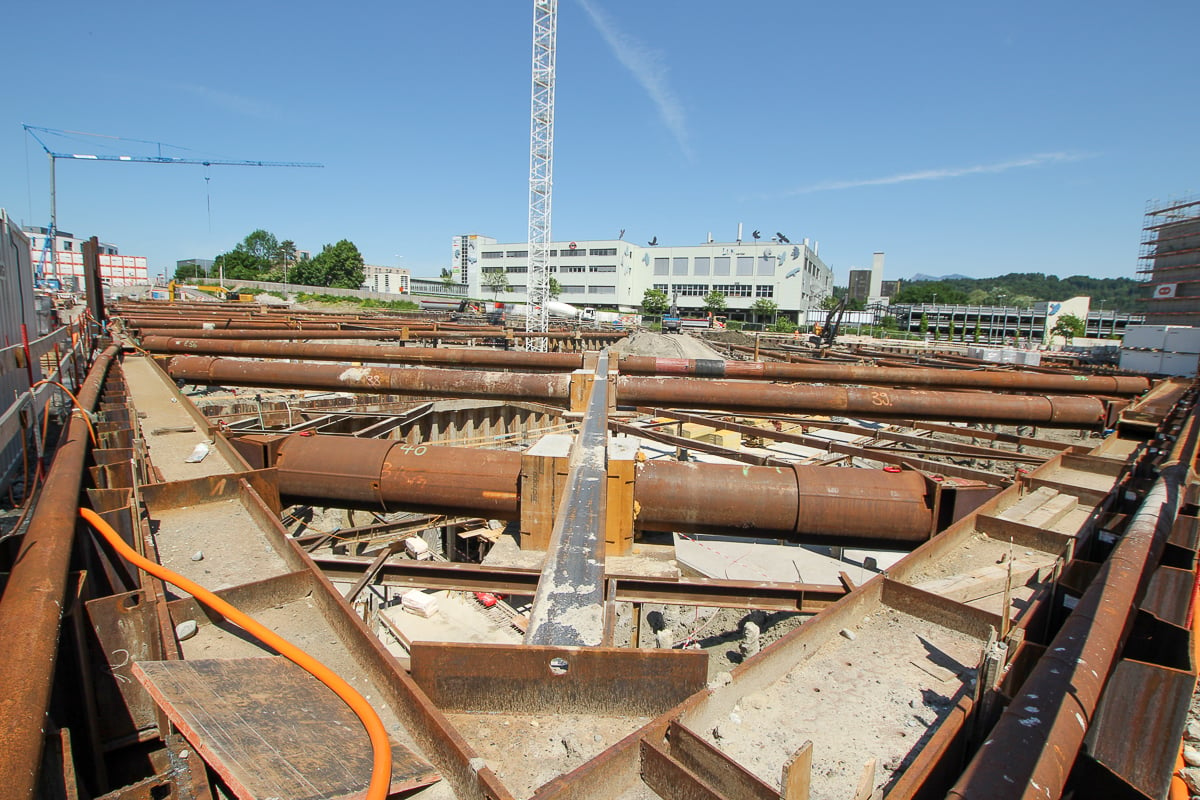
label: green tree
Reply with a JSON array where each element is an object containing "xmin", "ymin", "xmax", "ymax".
[
  {"xmin": 290, "ymin": 240, "xmax": 365, "ymax": 288},
  {"xmin": 751, "ymin": 298, "xmax": 778, "ymax": 325},
  {"xmin": 236, "ymin": 229, "xmax": 280, "ymax": 263},
  {"xmin": 548, "ymin": 277, "xmax": 563, "ymax": 301},
  {"xmin": 440, "ymin": 267, "xmax": 455, "ymax": 288},
  {"xmin": 311, "ymin": 240, "xmax": 366, "ymax": 288},
  {"xmin": 973, "ymin": 320, "xmax": 981, "ymax": 343},
  {"xmin": 173, "ymin": 261, "xmax": 206, "ymax": 280},
  {"xmin": 819, "ymin": 295, "xmax": 841, "ymax": 311},
  {"xmin": 918, "ymin": 313, "xmax": 928, "ymax": 337},
  {"xmin": 213, "ymin": 249, "xmax": 265, "ymax": 281},
  {"xmin": 484, "ymin": 270, "xmax": 511, "ymax": 300},
  {"xmin": 1050, "ymin": 313, "xmax": 1086, "ymax": 343},
  {"xmin": 641, "ymin": 288, "xmax": 670, "ymax": 315},
  {"xmin": 703, "ymin": 290, "xmax": 727, "ymax": 314}
]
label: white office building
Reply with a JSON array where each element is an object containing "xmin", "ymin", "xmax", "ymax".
[
  {"xmin": 450, "ymin": 233, "xmax": 833, "ymax": 321},
  {"xmin": 363, "ymin": 264, "xmax": 411, "ymax": 295}
]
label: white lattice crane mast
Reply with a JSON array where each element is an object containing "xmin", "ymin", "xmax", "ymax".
[{"xmin": 526, "ymin": 0, "xmax": 557, "ymax": 351}]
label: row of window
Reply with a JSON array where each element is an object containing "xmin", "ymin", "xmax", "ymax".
[
  {"xmin": 651, "ymin": 283, "xmax": 774, "ymax": 299},
  {"xmin": 483, "ymin": 264, "xmax": 616, "ymax": 274},
  {"xmin": 481, "ymin": 247, "xmax": 617, "ymax": 259}
]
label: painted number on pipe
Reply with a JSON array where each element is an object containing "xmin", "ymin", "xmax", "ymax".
[{"xmin": 870, "ymin": 391, "xmax": 893, "ymax": 407}]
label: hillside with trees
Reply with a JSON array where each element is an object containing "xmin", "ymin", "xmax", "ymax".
[
  {"xmin": 174, "ymin": 229, "xmax": 366, "ymax": 290},
  {"xmin": 891, "ymin": 273, "xmax": 1143, "ymax": 310}
]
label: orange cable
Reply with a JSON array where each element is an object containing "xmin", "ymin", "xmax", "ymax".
[{"xmin": 78, "ymin": 508, "xmax": 393, "ymax": 800}]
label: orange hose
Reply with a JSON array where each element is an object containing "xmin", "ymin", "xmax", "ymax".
[{"xmin": 79, "ymin": 508, "xmax": 393, "ymax": 799}]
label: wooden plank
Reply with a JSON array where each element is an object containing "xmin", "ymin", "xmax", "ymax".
[
  {"xmin": 780, "ymin": 740, "xmax": 812, "ymax": 800},
  {"xmin": 133, "ymin": 658, "xmax": 438, "ymax": 800}
]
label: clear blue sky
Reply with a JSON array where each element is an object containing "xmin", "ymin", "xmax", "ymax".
[{"xmin": 3, "ymin": 0, "xmax": 1197, "ymax": 285}]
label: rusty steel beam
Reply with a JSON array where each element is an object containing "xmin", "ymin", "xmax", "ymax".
[
  {"xmin": 615, "ymin": 375, "xmax": 1111, "ymax": 428},
  {"xmin": 142, "ymin": 336, "xmax": 584, "ymax": 371},
  {"xmin": 616, "ymin": 355, "xmax": 1150, "ymax": 395},
  {"xmin": 269, "ymin": 432, "xmax": 938, "ymax": 547},
  {"xmin": 167, "ymin": 355, "xmax": 573, "ymax": 404},
  {"xmin": 525, "ymin": 352, "xmax": 612, "ymax": 646},
  {"xmin": 0, "ymin": 344, "xmax": 120, "ymax": 800},
  {"xmin": 636, "ymin": 408, "xmax": 1018, "ymax": 484}
]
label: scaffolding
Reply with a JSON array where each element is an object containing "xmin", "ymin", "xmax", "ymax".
[{"xmin": 1139, "ymin": 194, "xmax": 1200, "ymax": 325}]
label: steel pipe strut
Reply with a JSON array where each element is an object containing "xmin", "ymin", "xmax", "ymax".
[
  {"xmin": 616, "ymin": 355, "xmax": 1151, "ymax": 396},
  {"xmin": 142, "ymin": 336, "xmax": 583, "ymax": 371},
  {"xmin": 270, "ymin": 434, "xmax": 937, "ymax": 547},
  {"xmin": 633, "ymin": 461, "xmax": 934, "ymax": 546},
  {"xmin": 614, "ymin": 375, "xmax": 1109, "ymax": 428},
  {"xmin": 167, "ymin": 355, "xmax": 573, "ymax": 404},
  {"xmin": 168, "ymin": 356, "xmax": 1110, "ymax": 427},
  {"xmin": 0, "ymin": 344, "xmax": 120, "ymax": 800}
]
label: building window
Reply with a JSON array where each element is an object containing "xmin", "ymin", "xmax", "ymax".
[
  {"xmin": 589, "ymin": 265, "xmax": 616, "ymax": 273},
  {"xmin": 673, "ymin": 257, "xmax": 688, "ymax": 276},
  {"xmin": 755, "ymin": 285, "xmax": 774, "ymax": 298},
  {"xmin": 560, "ymin": 265, "xmax": 586, "ymax": 273},
  {"xmin": 713, "ymin": 284, "xmax": 752, "ymax": 298},
  {"xmin": 672, "ymin": 284, "xmax": 707, "ymax": 297},
  {"xmin": 506, "ymin": 266, "xmax": 528, "ymax": 273},
  {"xmin": 560, "ymin": 285, "xmax": 586, "ymax": 294},
  {"xmin": 589, "ymin": 248, "xmax": 617, "ymax": 256},
  {"xmin": 736, "ymin": 256, "xmax": 754, "ymax": 276},
  {"xmin": 588, "ymin": 285, "xmax": 616, "ymax": 295},
  {"xmin": 653, "ymin": 283, "xmax": 668, "ymax": 292},
  {"xmin": 481, "ymin": 266, "xmax": 503, "ymax": 273},
  {"xmin": 62, "ymin": 240, "xmax": 73, "ymax": 251},
  {"xmin": 654, "ymin": 257, "xmax": 669, "ymax": 276},
  {"xmin": 714, "ymin": 256, "xmax": 730, "ymax": 276},
  {"xmin": 560, "ymin": 248, "xmax": 587, "ymax": 257},
  {"xmin": 758, "ymin": 255, "xmax": 775, "ymax": 276},
  {"xmin": 481, "ymin": 251, "xmax": 504, "ymax": 259},
  {"xmin": 506, "ymin": 250, "xmax": 529, "ymax": 258},
  {"xmin": 694, "ymin": 257, "xmax": 710, "ymax": 276}
]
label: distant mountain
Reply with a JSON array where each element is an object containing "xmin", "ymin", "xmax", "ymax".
[{"xmin": 908, "ymin": 273, "xmax": 971, "ymax": 282}]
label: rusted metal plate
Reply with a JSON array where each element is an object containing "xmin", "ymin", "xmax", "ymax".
[
  {"xmin": 133, "ymin": 658, "xmax": 439, "ymax": 800},
  {"xmin": 84, "ymin": 589, "xmax": 163, "ymax": 745},
  {"xmin": 410, "ymin": 642, "xmax": 707, "ymax": 716},
  {"xmin": 612, "ymin": 576, "xmax": 845, "ymax": 613},
  {"xmin": 666, "ymin": 721, "xmax": 776, "ymax": 800},
  {"xmin": 639, "ymin": 737, "xmax": 730, "ymax": 800},
  {"xmin": 1084, "ymin": 659, "xmax": 1195, "ymax": 800},
  {"xmin": 1141, "ymin": 565, "xmax": 1194, "ymax": 626}
]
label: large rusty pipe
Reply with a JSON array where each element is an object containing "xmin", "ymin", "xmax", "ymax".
[
  {"xmin": 142, "ymin": 336, "xmax": 584, "ymax": 371},
  {"xmin": 167, "ymin": 355, "xmax": 573, "ymax": 403},
  {"xmin": 274, "ymin": 436, "xmax": 524, "ymax": 518},
  {"xmin": 0, "ymin": 345, "xmax": 120, "ymax": 800},
  {"xmin": 167, "ymin": 356, "xmax": 1110, "ymax": 427},
  {"xmin": 614, "ymin": 375, "xmax": 1109, "ymax": 428},
  {"xmin": 947, "ymin": 463, "xmax": 1185, "ymax": 799},
  {"xmin": 139, "ymin": 327, "xmax": 612, "ymax": 341},
  {"xmin": 632, "ymin": 460, "xmax": 934, "ymax": 547},
  {"xmin": 270, "ymin": 434, "xmax": 936, "ymax": 547},
  {"xmin": 616, "ymin": 355, "xmax": 1151, "ymax": 396}
]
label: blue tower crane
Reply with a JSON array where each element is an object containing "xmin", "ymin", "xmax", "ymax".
[{"xmin": 22, "ymin": 124, "xmax": 323, "ymax": 284}]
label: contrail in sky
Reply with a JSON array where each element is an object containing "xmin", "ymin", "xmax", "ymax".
[
  {"xmin": 783, "ymin": 152, "xmax": 1090, "ymax": 195},
  {"xmin": 577, "ymin": 0, "xmax": 692, "ymax": 159}
]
